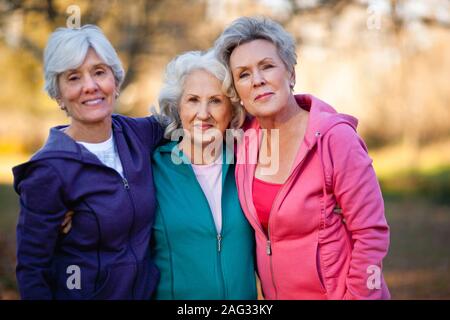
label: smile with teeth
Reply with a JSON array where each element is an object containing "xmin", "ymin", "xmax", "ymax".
[{"xmin": 82, "ymin": 98, "xmax": 104, "ymax": 105}]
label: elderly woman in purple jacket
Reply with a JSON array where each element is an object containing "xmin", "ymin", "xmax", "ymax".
[{"xmin": 12, "ymin": 25, "xmax": 162, "ymax": 299}]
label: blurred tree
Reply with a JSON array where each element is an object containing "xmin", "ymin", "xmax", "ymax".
[
  {"xmin": 0, "ymin": 0, "xmax": 449, "ymax": 154},
  {"xmin": 0, "ymin": 0, "xmax": 211, "ymax": 95}
]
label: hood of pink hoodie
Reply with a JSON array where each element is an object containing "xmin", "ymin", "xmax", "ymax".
[
  {"xmin": 244, "ymin": 94, "xmax": 358, "ymax": 168},
  {"xmin": 294, "ymin": 94, "xmax": 358, "ymax": 160}
]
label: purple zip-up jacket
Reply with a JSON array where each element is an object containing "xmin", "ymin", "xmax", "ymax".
[{"xmin": 13, "ymin": 114, "xmax": 163, "ymax": 300}]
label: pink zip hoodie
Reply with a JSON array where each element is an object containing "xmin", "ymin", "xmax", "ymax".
[{"xmin": 235, "ymin": 94, "xmax": 390, "ymax": 300}]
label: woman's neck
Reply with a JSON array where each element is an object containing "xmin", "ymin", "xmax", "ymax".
[
  {"xmin": 256, "ymin": 94, "xmax": 301, "ymax": 131},
  {"xmin": 64, "ymin": 119, "xmax": 113, "ymax": 143},
  {"xmin": 178, "ymin": 139, "xmax": 222, "ymax": 165}
]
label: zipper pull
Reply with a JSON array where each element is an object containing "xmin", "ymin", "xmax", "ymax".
[
  {"xmin": 123, "ymin": 178, "xmax": 130, "ymax": 189},
  {"xmin": 266, "ymin": 240, "xmax": 272, "ymax": 255},
  {"xmin": 217, "ymin": 234, "xmax": 222, "ymax": 252}
]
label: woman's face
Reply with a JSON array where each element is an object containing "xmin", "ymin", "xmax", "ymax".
[
  {"xmin": 229, "ymin": 39, "xmax": 294, "ymax": 119},
  {"xmin": 179, "ymin": 69, "xmax": 233, "ymax": 148},
  {"xmin": 57, "ymin": 48, "xmax": 116, "ymax": 126}
]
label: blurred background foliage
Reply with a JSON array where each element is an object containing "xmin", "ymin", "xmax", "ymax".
[{"xmin": 0, "ymin": 0, "xmax": 449, "ymax": 299}]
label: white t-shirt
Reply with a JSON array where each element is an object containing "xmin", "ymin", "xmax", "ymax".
[
  {"xmin": 191, "ymin": 156, "xmax": 223, "ymax": 234},
  {"xmin": 77, "ymin": 135, "xmax": 124, "ymax": 177}
]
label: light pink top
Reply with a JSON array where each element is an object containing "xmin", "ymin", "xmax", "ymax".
[{"xmin": 191, "ymin": 157, "xmax": 223, "ymax": 234}]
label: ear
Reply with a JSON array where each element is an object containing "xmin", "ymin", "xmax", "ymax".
[{"xmin": 289, "ymin": 67, "xmax": 296, "ymax": 85}]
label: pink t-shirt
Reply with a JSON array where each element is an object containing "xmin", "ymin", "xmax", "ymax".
[
  {"xmin": 191, "ymin": 160, "xmax": 223, "ymax": 233},
  {"xmin": 252, "ymin": 177, "xmax": 282, "ymax": 235}
]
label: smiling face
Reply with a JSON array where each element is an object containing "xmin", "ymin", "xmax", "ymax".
[
  {"xmin": 229, "ymin": 39, "xmax": 295, "ymax": 119},
  {"xmin": 57, "ymin": 48, "xmax": 116, "ymax": 127},
  {"xmin": 179, "ymin": 69, "xmax": 233, "ymax": 149}
]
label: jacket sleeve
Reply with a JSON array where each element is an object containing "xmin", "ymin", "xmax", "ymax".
[
  {"xmin": 326, "ymin": 124, "xmax": 390, "ymax": 300},
  {"xmin": 14, "ymin": 162, "xmax": 68, "ymax": 300}
]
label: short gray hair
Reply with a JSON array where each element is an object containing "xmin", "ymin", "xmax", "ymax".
[
  {"xmin": 158, "ymin": 50, "xmax": 245, "ymax": 139},
  {"xmin": 214, "ymin": 16, "xmax": 297, "ymax": 101},
  {"xmin": 44, "ymin": 24, "xmax": 125, "ymax": 99}
]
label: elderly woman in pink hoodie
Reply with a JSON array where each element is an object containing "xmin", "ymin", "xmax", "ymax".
[{"xmin": 214, "ymin": 17, "xmax": 390, "ymax": 300}]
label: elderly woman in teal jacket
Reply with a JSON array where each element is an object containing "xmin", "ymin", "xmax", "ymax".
[{"xmin": 151, "ymin": 50, "xmax": 257, "ymax": 299}]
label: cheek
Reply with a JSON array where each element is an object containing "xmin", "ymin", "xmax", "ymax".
[
  {"xmin": 179, "ymin": 106, "xmax": 194, "ymax": 127},
  {"xmin": 60, "ymin": 86, "xmax": 80, "ymax": 103},
  {"xmin": 217, "ymin": 107, "xmax": 233, "ymax": 128},
  {"xmin": 102, "ymin": 79, "xmax": 117, "ymax": 96},
  {"xmin": 235, "ymin": 83, "xmax": 249, "ymax": 99}
]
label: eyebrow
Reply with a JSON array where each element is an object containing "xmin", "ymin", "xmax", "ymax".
[
  {"xmin": 233, "ymin": 57, "xmax": 275, "ymax": 71},
  {"xmin": 185, "ymin": 93, "xmax": 224, "ymax": 98},
  {"xmin": 64, "ymin": 63, "xmax": 108, "ymax": 74}
]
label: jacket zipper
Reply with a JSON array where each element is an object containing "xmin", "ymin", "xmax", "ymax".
[
  {"xmin": 186, "ymin": 155, "xmax": 227, "ymax": 299},
  {"xmin": 122, "ymin": 177, "xmax": 129, "ymax": 189},
  {"xmin": 216, "ymin": 233, "xmax": 226, "ymax": 298},
  {"xmin": 94, "ymin": 164, "xmax": 138, "ymax": 298},
  {"xmin": 243, "ymin": 135, "xmax": 278, "ymax": 299},
  {"xmin": 121, "ymin": 175, "xmax": 139, "ymax": 300},
  {"xmin": 108, "ymin": 137, "xmax": 139, "ymax": 299},
  {"xmin": 217, "ymin": 234, "xmax": 222, "ymax": 252},
  {"xmin": 254, "ymin": 149, "xmax": 311, "ymax": 300},
  {"xmin": 88, "ymin": 165, "xmax": 139, "ymax": 299},
  {"xmin": 266, "ymin": 209, "xmax": 277, "ymax": 299},
  {"xmin": 80, "ymin": 138, "xmax": 139, "ymax": 298}
]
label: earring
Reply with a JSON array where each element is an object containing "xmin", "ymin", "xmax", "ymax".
[
  {"xmin": 59, "ymin": 104, "xmax": 66, "ymax": 111},
  {"xmin": 115, "ymin": 91, "xmax": 120, "ymax": 99},
  {"xmin": 290, "ymin": 82, "xmax": 295, "ymax": 89},
  {"xmin": 239, "ymin": 100, "xmax": 244, "ymax": 106}
]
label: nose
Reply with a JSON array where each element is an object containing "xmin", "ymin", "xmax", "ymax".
[
  {"xmin": 252, "ymin": 69, "xmax": 266, "ymax": 87},
  {"xmin": 82, "ymin": 74, "xmax": 99, "ymax": 94},
  {"xmin": 196, "ymin": 102, "xmax": 211, "ymax": 120}
]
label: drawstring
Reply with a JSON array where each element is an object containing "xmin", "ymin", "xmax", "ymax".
[
  {"xmin": 315, "ymin": 131, "xmax": 328, "ymax": 230},
  {"xmin": 316, "ymin": 131, "xmax": 345, "ymax": 226}
]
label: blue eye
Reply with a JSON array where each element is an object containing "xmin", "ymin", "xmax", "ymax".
[{"xmin": 211, "ymin": 98, "xmax": 222, "ymax": 104}]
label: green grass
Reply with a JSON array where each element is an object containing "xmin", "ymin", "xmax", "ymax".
[
  {"xmin": 383, "ymin": 199, "xmax": 450, "ymax": 299},
  {"xmin": 379, "ymin": 166, "xmax": 450, "ymax": 205},
  {"xmin": 0, "ymin": 184, "xmax": 19, "ymax": 299}
]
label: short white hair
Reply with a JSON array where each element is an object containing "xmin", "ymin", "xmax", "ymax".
[
  {"xmin": 158, "ymin": 50, "xmax": 245, "ymax": 139},
  {"xmin": 44, "ymin": 24, "xmax": 125, "ymax": 99}
]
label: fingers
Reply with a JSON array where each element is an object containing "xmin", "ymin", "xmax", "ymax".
[
  {"xmin": 62, "ymin": 220, "xmax": 72, "ymax": 234},
  {"xmin": 61, "ymin": 210, "xmax": 74, "ymax": 234}
]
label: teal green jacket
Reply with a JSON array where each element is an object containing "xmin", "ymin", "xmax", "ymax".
[{"xmin": 151, "ymin": 141, "xmax": 257, "ymax": 300}]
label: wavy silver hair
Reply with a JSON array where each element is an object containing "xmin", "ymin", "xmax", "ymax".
[
  {"xmin": 158, "ymin": 50, "xmax": 245, "ymax": 139},
  {"xmin": 213, "ymin": 16, "xmax": 297, "ymax": 101},
  {"xmin": 44, "ymin": 24, "xmax": 125, "ymax": 99}
]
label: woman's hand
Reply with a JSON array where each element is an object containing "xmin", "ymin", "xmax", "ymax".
[{"xmin": 61, "ymin": 210, "xmax": 74, "ymax": 234}]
